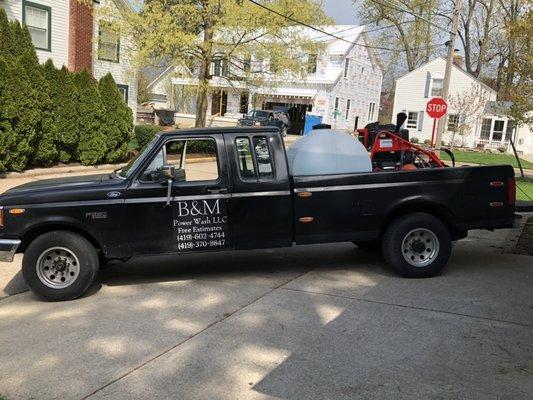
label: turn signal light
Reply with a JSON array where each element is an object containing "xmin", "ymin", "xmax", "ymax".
[
  {"xmin": 8, "ymin": 208, "xmax": 25, "ymax": 215},
  {"xmin": 297, "ymin": 191, "xmax": 312, "ymax": 198},
  {"xmin": 299, "ymin": 216, "xmax": 314, "ymax": 223},
  {"xmin": 0, "ymin": 207, "xmax": 3, "ymax": 228}
]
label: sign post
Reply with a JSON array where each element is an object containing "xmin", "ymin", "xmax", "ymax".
[{"xmin": 426, "ymin": 97, "xmax": 448, "ymax": 147}]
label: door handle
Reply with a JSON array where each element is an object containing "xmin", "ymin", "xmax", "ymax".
[{"xmin": 207, "ymin": 188, "xmax": 228, "ymax": 194}]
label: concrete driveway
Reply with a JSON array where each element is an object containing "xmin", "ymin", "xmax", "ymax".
[{"xmin": 0, "ymin": 227, "xmax": 532, "ymax": 400}]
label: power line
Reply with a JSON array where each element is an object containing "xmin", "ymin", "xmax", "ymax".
[
  {"xmin": 371, "ymin": 0, "xmax": 452, "ymax": 34},
  {"xmin": 246, "ymin": 0, "xmax": 445, "ymax": 53}
]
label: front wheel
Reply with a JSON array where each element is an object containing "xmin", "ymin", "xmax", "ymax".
[
  {"xmin": 382, "ymin": 213, "xmax": 451, "ymax": 278},
  {"xmin": 22, "ymin": 231, "xmax": 99, "ymax": 301}
]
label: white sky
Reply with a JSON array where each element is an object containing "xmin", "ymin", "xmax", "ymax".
[{"xmin": 323, "ymin": 0, "xmax": 359, "ymax": 25}]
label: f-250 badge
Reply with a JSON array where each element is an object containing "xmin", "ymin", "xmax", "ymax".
[{"xmin": 85, "ymin": 212, "xmax": 108, "ymax": 220}]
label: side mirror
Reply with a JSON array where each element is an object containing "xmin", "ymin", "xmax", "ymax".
[{"xmin": 161, "ymin": 164, "xmax": 175, "ymax": 180}]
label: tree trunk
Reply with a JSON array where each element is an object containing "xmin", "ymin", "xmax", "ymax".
[
  {"xmin": 195, "ymin": 58, "xmax": 210, "ymax": 128},
  {"xmin": 194, "ymin": 14, "xmax": 214, "ymax": 128}
]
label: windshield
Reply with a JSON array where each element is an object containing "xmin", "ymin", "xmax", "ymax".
[
  {"xmin": 247, "ymin": 110, "xmax": 270, "ymax": 119},
  {"xmin": 118, "ymin": 136, "xmax": 159, "ymax": 178}
]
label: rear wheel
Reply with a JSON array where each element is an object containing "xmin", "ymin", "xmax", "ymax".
[
  {"xmin": 382, "ymin": 213, "xmax": 451, "ymax": 278},
  {"xmin": 22, "ymin": 231, "xmax": 99, "ymax": 301}
]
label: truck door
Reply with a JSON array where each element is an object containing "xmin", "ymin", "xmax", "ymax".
[
  {"xmin": 124, "ymin": 135, "xmax": 232, "ymax": 255},
  {"xmin": 225, "ymin": 131, "xmax": 292, "ymax": 249}
]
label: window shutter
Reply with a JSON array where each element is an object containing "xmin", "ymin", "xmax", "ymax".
[
  {"xmin": 424, "ymin": 71, "xmax": 431, "ymax": 98},
  {"xmin": 418, "ymin": 111, "xmax": 424, "ymax": 131}
]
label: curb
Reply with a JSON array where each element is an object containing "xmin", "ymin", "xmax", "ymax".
[{"xmin": 0, "ymin": 163, "xmax": 127, "ymax": 179}]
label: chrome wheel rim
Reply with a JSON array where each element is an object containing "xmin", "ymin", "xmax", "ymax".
[
  {"xmin": 401, "ymin": 228, "xmax": 439, "ymax": 267},
  {"xmin": 36, "ymin": 247, "xmax": 80, "ymax": 289}
]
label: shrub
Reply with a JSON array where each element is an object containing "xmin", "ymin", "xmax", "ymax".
[
  {"xmin": 73, "ymin": 70, "xmax": 107, "ymax": 165},
  {"xmin": 99, "ymin": 73, "xmax": 133, "ymax": 163},
  {"xmin": 134, "ymin": 124, "xmax": 161, "ymax": 149},
  {"xmin": 410, "ymin": 137, "xmax": 419, "ymax": 144},
  {"xmin": 0, "ymin": 21, "xmax": 50, "ymax": 172},
  {"xmin": 423, "ymin": 139, "xmax": 431, "ymax": 145}
]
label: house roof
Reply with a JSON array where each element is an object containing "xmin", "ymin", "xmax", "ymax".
[
  {"xmin": 147, "ymin": 24, "xmax": 379, "ymax": 89},
  {"xmin": 396, "ymin": 58, "xmax": 497, "ymax": 95}
]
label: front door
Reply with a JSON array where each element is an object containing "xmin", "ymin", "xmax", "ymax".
[{"xmin": 124, "ymin": 135, "xmax": 232, "ymax": 256}]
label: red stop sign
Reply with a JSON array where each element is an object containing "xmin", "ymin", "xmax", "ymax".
[{"xmin": 426, "ymin": 97, "xmax": 448, "ymax": 119}]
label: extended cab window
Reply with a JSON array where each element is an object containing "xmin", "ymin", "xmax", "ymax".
[
  {"xmin": 140, "ymin": 138, "xmax": 219, "ymax": 183},
  {"xmin": 235, "ymin": 136, "xmax": 273, "ymax": 180}
]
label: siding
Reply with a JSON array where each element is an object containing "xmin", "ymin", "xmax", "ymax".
[
  {"xmin": 392, "ymin": 58, "xmax": 497, "ymax": 145},
  {"xmin": 92, "ymin": 0, "xmax": 137, "ymax": 117},
  {"xmin": 3, "ymin": 0, "xmax": 70, "ymax": 68},
  {"xmin": 327, "ymin": 35, "xmax": 382, "ymax": 130}
]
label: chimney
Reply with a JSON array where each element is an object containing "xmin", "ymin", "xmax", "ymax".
[
  {"xmin": 452, "ymin": 49, "xmax": 463, "ymax": 69},
  {"xmin": 68, "ymin": 0, "xmax": 93, "ymax": 73}
]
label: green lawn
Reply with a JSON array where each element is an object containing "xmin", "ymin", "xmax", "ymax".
[
  {"xmin": 440, "ymin": 150, "xmax": 533, "ymax": 170},
  {"xmin": 516, "ymin": 178, "xmax": 533, "ymax": 201}
]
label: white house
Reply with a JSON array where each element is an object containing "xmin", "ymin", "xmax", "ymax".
[
  {"xmin": 1, "ymin": 0, "xmax": 137, "ymax": 116},
  {"xmin": 148, "ymin": 25, "xmax": 383, "ymax": 135},
  {"xmin": 393, "ymin": 57, "xmax": 497, "ymax": 147}
]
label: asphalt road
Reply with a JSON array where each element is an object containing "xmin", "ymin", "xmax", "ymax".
[{"xmin": 0, "ymin": 226, "xmax": 532, "ymax": 400}]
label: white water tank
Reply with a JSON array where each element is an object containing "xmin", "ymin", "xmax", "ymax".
[{"xmin": 287, "ymin": 129, "xmax": 371, "ymax": 176}]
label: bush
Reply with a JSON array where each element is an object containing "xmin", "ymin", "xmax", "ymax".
[
  {"xmin": 423, "ymin": 139, "xmax": 431, "ymax": 145},
  {"xmin": 410, "ymin": 137, "xmax": 419, "ymax": 144},
  {"xmin": 73, "ymin": 70, "xmax": 107, "ymax": 165},
  {"xmin": 99, "ymin": 73, "xmax": 133, "ymax": 163},
  {"xmin": 134, "ymin": 124, "xmax": 161, "ymax": 149}
]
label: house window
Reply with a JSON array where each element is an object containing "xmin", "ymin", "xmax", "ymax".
[
  {"xmin": 307, "ymin": 54, "xmax": 317, "ymax": 74},
  {"xmin": 406, "ymin": 112, "xmax": 419, "ymax": 129},
  {"xmin": 117, "ymin": 84, "xmax": 128, "ymax": 104},
  {"xmin": 367, "ymin": 102, "xmax": 376, "ymax": 122},
  {"xmin": 334, "ymin": 97, "xmax": 340, "ymax": 120},
  {"xmin": 492, "ymin": 120, "xmax": 504, "ymax": 142},
  {"xmin": 431, "ymin": 78, "xmax": 444, "ymax": 97},
  {"xmin": 345, "ymin": 99, "xmax": 351, "ymax": 120},
  {"xmin": 98, "ymin": 22, "xmax": 120, "ymax": 62},
  {"xmin": 480, "ymin": 118, "xmax": 492, "ymax": 139},
  {"xmin": 344, "ymin": 59, "xmax": 349, "ymax": 78},
  {"xmin": 447, "ymin": 114, "xmax": 459, "ymax": 131},
  {"xmin": 23, "ymin": 1, "xmax": 51, "ymax": 51}
]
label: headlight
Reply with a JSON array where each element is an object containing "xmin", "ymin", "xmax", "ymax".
[{"xmin": 254, "ymin": 121, "xmax": 261, "ymax": 126}]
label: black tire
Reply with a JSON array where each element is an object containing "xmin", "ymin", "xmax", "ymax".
[
  {"xmin": 22, "ymin": 231, "xmax": 99, "ymax": 301},
  {"xmin": 382, "ymin": 213, "xmax": 451, "ymax": 278},
  {"xmin": 353, "ymin": 240, "xmax": 381, "ymax": 252}
]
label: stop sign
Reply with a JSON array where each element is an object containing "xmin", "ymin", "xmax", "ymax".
[{"xmin": 426, "ymin": 97, "xmax": 448, "ymax": 119}]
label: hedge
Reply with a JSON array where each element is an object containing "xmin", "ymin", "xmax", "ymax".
[
  {"xmin": 0, "ymin": 9, "xmax": 133, "ymax": 172},
  {"xmin": 134, "ymin": 124, "xmax": 161, "ymax": 148}
]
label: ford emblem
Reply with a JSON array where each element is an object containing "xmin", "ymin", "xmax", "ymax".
[{"xmin": 107, "ymin": 191, "xmax": 122, "ymax": 198}]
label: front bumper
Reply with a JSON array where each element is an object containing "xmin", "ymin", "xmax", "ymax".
[{"xmin": 0, "ymin": 239, "xmax": 21, "ymax": 262}]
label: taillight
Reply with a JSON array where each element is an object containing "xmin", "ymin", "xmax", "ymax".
[
  {"xmin": 508, "ymin": 178, "xmax": 516, "ymax": 205},
  {"xmin": 0, "ymin": 206, "xmax": 3, "ymax": 228}
]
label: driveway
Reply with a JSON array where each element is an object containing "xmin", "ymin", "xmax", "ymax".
[{"xmin": 0, "ymin": 226, "xmax": 532, "ymax": 400}]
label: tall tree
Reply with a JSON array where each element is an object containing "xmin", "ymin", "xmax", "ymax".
[
  {"xmin": 73, "ymin": 70, "xmax": 107, "ymax": 165},
  {"xmin": 101, "ymin": 0, "xmax": 331, "ymax": 127},
  {"xmin": 99, "ymin": 73, "xmax": 134, "ymax": 163},
  {"xmin": 355, "ymin": 0, "xmax": 443, "ymax": 72},
  {"xmin": 0, "ymin": 16, "xmax": 50, "ymax": 171}
]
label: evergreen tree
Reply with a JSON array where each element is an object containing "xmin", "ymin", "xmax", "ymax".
[
  {"xmin": 0, "ymin": 21, "xmax": 50, "ymax": 171},
  {"xmin": 43, "ymin": 61, "xmax": 79, "ymax": 163},
  {"xmin": 73, "ymin": 70, "xmax": 107, "ymax": 165},
  {"xmin": 0, "ymin": 9, "xmax": 11, "ymax": 59},
  {"xmin": 98, "ymin": 73, "xmax": 133, "ymax": 163}
]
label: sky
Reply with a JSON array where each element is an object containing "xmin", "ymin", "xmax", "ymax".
[{"xmin": 323, "ymin": 0, "xmax": 359, "ymax": 25}]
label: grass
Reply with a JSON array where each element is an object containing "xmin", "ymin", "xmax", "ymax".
[
  {"xmin": 440, "ymin": 150, "xmax": 533, "ymax": 170},
  {"xmin": 516, "ymin": 177, "xmax": 533, "ymax": 201}
]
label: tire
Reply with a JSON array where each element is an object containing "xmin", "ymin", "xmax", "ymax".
[
  {"xmin": 22, "ymin": 231, "xmax": 99, "ymax": 301},
  {"xmin": 353, "ymin": 240, "xmax": 381, "ymax": 252},
  {"xmin": 382, "ymin": 213, "xmax": 451, "ymax": 278}
]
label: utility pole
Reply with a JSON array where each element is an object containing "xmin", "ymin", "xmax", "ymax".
[{"xmin": 435, "ymin": 0, "xmax": 462, "ymax": 149}]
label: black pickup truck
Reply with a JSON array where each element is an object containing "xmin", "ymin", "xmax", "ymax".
[{"xmin": 0, "ymin": 127, "xmax": 517, "ymax": 301}]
